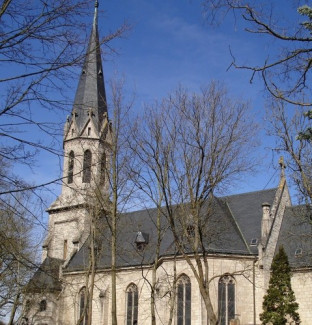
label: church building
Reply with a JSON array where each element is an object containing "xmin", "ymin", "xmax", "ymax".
[{"xmin": 23, "ymin": 2, "xmax": 312, "ymax": 325}]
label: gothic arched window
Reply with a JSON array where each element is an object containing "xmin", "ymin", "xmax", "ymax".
[
  {"xmin": 39, "ymin": 299, "xmax": 47, "ymax": 312},
  {"xmin": 176, "ymin": 275, "xmax": 191, "ymax": 325},
  {"xmin": 79, "ymin": 287, "xmax": 88, "ymax": 325},
  {"xmin": 100, "ymin": 152, "xmax": 106, "ymax": 185},
  {"xmin": 82, "ymin": 150, "xmax": 92, "ymax": 183},
  {"xmin": 68, "ymin": 151, "xmax": 75, "ymax": 184},
  {"xmin": 218, "ymin": 275, "xmax": 235, "ymax": 325},
  {"xmin": 126, "ymin": 283, "xmax": 138, "ymax": 325},
  {"xmin": 99, "ymin": 289, "xmax": 109, "ymax": 325}
]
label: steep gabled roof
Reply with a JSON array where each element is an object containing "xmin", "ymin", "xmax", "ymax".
[
  {"xmin": 25, "ymin": 257, "xmax": 63, "ymax": 293},
  {"xmin": 277, "ymin": 205, "xmax": 312, "ymax": 268},
  {"xmin": 71, "ymin": 1, "xmax": 107, "ymax": 133},
  {"xmin": 225, "ymin": 188, "xmax": 276, "ymax": 254},
  {"xmin": 65, "ymin": 188, "xmax": 277, "ymax": 272}
]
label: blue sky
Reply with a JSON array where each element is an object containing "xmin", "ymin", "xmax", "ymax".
[
  {"xmin": 98, "ymin": 0, "xmax": 307, "ymax": 197},
  {"xmin": 17, "ymin": 0, "xmax": 305, "ymax": 213},
  {"xmin": 98, "ymin": 1, "xmax": 279, "ymax": 191},
  {"xmin": 102, "ymin": 0, "xmax": 266, "ymax": 101}
]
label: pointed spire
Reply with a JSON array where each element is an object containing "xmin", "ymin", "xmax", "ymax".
[{"xmin": 71, "ymin": 0, "xmax": 107, "ymax": 133}]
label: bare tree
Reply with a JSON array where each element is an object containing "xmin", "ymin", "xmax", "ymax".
[
  {"xmin": 130, "ymin": 82, "xmax": 258, "ymax": 324},
  {"xmin": 72, "ymin": 77, "xmax": 135, "ymax": 325},
  {"xmin": 0, "ymin": 0, "xmax": 128, "ymax": 193},
  {"xmin": 74, "ymin": 192, "xmax": 108, "ymax": 325},
  {"xmin": 268, "ymin": 100, "xmax": 312, "ymax": 204},
  {"xmin": 106, "ymin": 78, "xmax": 135, "ymax": 325},
  {"xmin": 202, "ymin": 0, "xmax": 312, "ymax": 204},
  {"xmin": 0, "ymin": 2, "xmax": 129, "ymax": 322},
  {"xmin": 0, "ymin": 186, "xmax": 39, "ymax": 324},
  {"xmin": 203, "ymin": 1, "xmax": 312, "ymax": 108}
]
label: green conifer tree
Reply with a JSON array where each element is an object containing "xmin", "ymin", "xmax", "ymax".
[{"xmin": 260, "ymin": 246, "xmax": 300, "ymax": 325}]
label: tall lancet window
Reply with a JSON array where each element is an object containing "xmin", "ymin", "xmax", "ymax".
[
  {"xmin": 68, "ymin": 151, "xmax": 75, "ymax": 184},
  {"xmin": 126, "ymin": 283, "xmax": 138, "ymax": 325},
  {"xmin": 218, "ymin": 275, "xmax": 235, "ymax": 325},
  {"xmin": 100, "ymin": 152, "xmax": 106, "ymax": 185},
  {"xmin": 82, "ymin": 150, "xmax": 92, "ymax": 183},
  {"xmin": 79, "ymin": 287, "xmax": 88, "ymax": 325},
  {"xmin": 176, "ymin": 275, "xmax": 191, "ymax": 325},
  {"xmin": 99, "ymin": 289, "xmax": 109, "ymax": 325}
]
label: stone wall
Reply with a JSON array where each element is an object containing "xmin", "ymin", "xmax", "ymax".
[
  {"xmin": 60, "ymin": 255, "xmax": 262, "ymax": 325},
  {"xmin": 291, "ymin": 271, "xmax": 312, "ymax": 325}
]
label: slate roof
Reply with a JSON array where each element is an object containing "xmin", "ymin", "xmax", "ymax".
[
  {"xmin": 26, "ymin": 257, "xmax": 63, "ymax": 293},
  {"xmin": 277, "ymin": 205, "xmax": 312, "ymax": 268},
  {"xmin": 71, "ymin": 2, "xmax": 107, "ymax": 132},
  {"xmin": 65, "ymin": 188, "xmax": 277, "ymax": 272},
  {"xmin": 225, "ymin": 189, "xmax": 276, "ymax": 254}
]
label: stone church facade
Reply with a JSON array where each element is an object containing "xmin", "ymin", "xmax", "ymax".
[{"xmin": 22, "ymin": 2, "xmax": 312, "ymax": 325}]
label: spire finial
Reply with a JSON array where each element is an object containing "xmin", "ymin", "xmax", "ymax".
[
  {"xmin": 93, "ymin": 1, "xmax": 99, "ymax": 27},
  {"xmin": 279, "ymin": 156, "xmax": 286, "ymax": 178}
]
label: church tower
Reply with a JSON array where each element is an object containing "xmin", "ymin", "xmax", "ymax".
[{"xmin": 42, "ymin": 1, "xmax": 110, "ymax": 262}]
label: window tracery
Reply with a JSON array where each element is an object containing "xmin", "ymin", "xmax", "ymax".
[
  {"xmin": 100, "ymin": 152, "xmax": 106, "ymax": 185},
  {"xmin": 218, "ymin": 275, "xmax": 235, "ymax": 325},
  {"xmin": 176, "ymin": 275, "xmax": 191, "ymax": 325},
  {"xmin": 99, "ymin": 289, "xmax": 109, "ymax": 325},
  {"xmin": 68, "ymin": 151, "xmax": 75, "ymax": 184},
  {"xmin": 82, "ymin": 150, "xmax": 92, "ymax": 183},
  {"xmin": 79, "ymin": 287, "xmax": 88, "ymax": 325},
  {"xmin": 126, "ymin": 283, "xmax": 138, "ymax": 325},
  {"xmin": 39, "ymin": 299, "xmax": 47, "ymax": 312}
]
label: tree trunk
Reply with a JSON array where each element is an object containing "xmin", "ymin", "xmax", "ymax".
[
  {"xmin": 8, "ymin": 292, "xmax": 20, "ymax": 325},
  {"xmin": 168, "ymin": 257, "xmax": 177, "ymax": 325},
  {"xmin": 151, "ymin": 265, "xmax": 157, "ymax": 325},
  {"xmin": 111, "ymin": 123, "xmax": 118, "ymax": 325},
  {"xmin": 87, "ymin": 213, "xmax": 96, "ymax": 325}
]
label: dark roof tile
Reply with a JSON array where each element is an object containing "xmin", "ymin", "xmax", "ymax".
[
  {"xmin": 277, "ymin": 205, "xmax": 312, "ymax": 268},
  {"xmin": 65, "ymin": 188, "xmax": 277, "ymax": 272},
  {"xmin": 26, "ymin": 257, "xmax": 63, "ymax": 293},
  {"xmin": 71, "ymin": 5, "xmax": 107, "ymax": 132}
]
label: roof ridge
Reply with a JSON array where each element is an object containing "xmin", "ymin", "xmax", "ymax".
[
  {"xmin": 122, "ymin": 188, "xmax": 278, "ymax": 215},
  {"xmin": 220, "ymin": 187, "xmax": 277, "ymax": 199}
]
